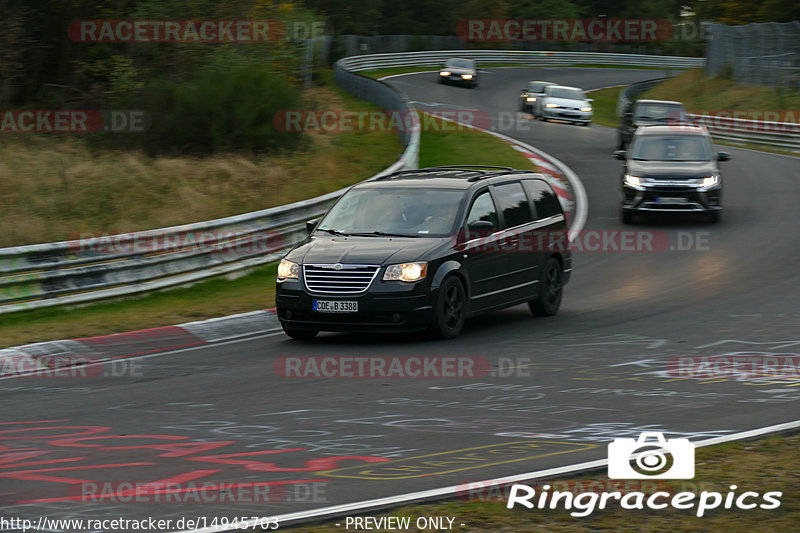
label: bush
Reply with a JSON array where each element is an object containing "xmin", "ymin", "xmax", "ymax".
[{"xmin": 128, "ymin": 63, "xmax": 304, "ymax": 156}]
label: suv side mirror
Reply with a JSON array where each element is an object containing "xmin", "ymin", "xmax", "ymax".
[
  {"xmin": 306, "ymin": 218, "xmax": 321, "ymax": 234},
  {"xmin": 613, "ymin": 150, "xmax": 627, "ymax": 160},
  {"xmin": 467, "ymin": 220, "xmax": 494, "ymax": 238},
  {"xmin": 717, "ymin": 152, "xmax": 730, "ymax": 162}
]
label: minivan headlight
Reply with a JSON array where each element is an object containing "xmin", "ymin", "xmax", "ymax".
[
  {"xmin": 277, "ymin": 259, "xmax": 300, "ymax": 280},
  {"xmin": 383, "ymin": 262, "xmax": 428, "ymax": 282}
]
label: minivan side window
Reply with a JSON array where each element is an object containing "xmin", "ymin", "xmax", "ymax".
[
  {"xmin": 493, "ymin": 182, "xmax": 534, "ymax": 228},
  {"xmin": 466, "ymin": 191, "xmax": 499, "ymax": 231},
  {"xmin": 523, "ymin": 179, "xmax": 562, "ymax": 220}
]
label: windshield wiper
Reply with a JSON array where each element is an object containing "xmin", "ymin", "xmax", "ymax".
[
  {"xmin": 319, "ymin": 228, "xmax": 350, "ymax": 236},
  {"xmin": 350, "ymin": 231, "xmax": 419, "ymax": 238}
]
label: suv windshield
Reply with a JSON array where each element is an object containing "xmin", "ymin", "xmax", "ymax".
[
  {"xmin": 445, "ymin": 59, "xmax": 474, "ymax": 69},
  {"xmin": 318, "ymin": 188, "xmax": 464, "ymax": 237},
  {"xmin": 631, "ymin": 135, "xmax": 713, "ymax": 162},
  {"xmin": 548, "ymin": 88, "xmax": 585, "ymax": 100}
]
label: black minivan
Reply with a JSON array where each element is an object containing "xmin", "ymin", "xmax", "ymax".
[{"xmin": 275, "ymin": 167, "xmax": 572, "ymax": 340}]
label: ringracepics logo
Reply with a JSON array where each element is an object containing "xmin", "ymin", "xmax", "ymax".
[
  {"xmin": 506, "ymin": 432, "xmax": 782, "ymax": 517},
  {"xmin": 608, "ymin": 432, "xmax": 693, "ymax": 479}
]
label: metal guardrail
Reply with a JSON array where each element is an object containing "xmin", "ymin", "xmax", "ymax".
[
  {"xmin": 0, "ymin": 52, "xmax": 712, "ymax": 315},
  {"xmin": 617, "ymin": 78, "xmax": 800, "ymax": 151},
  {"xmin": 339, "ymin": 50, "xmax": 706, "ymax": 71}
]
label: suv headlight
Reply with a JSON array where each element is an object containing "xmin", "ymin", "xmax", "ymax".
[
  {"xmin": 383, "ymin": 262, "xmax": 428, "ymax": 282},
  {"xmin": 624, "ymin": 174, "xmax": 642, "ymax": 187},
  {"xmin": 701, "ymin": 175, "xmax": 720, "ymax": 187},
  {"xmin": 277, "ymin": 259, "xmax": 300, "ymax": 280}
]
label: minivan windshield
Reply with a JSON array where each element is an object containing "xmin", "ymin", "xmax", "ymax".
[
  {"xmin": 631, "ymin": 135, "xmax": 713, "ymax": 162},
  {"xmin": 318, "ymin": 188, "xmax": 464, "ymax": 237}
]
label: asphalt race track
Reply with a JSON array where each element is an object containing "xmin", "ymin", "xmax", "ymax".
[{"xmin": 3, "ymin": 68, "xmax": 800, "ymax": 530}]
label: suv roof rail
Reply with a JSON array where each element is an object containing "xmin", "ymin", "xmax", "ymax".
[{"xmin": 376, "ymin": 165, "xmax": 539, "ymax": 183}]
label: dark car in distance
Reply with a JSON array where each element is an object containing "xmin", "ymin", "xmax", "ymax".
[
  {"xmin": 614, "ymin": 125, "xmax": 730, "ymax": 224},
  {"xmin": 618, "ymin": 99, "xmax": 690, "ymax": 149},
  {"xmin": 439, "ymin": 58, "xmax": 479, "ymax": 88},
  {"xmin": 276, "ymin": 167, "xmax": 572, "ymax": 340}
]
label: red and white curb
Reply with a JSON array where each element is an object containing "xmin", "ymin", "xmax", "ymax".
[{"xmin": 0, "ymin": 310, "xmax": 281, "ymax": 378}]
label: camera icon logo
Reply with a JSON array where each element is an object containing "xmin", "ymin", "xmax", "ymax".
[{"xmin": 608, "ymin": 432, "xmax": 694, "ymax": 479}]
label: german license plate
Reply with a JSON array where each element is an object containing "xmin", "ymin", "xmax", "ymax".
[
  {"xmin": 313, "ymin": 300, "xmax": 358, "ymax": 313},
  {"xmin": 656, "ymin": 197, "xmax": 688, "ymax": 204}
]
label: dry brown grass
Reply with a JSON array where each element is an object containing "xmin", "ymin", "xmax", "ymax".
[
  {"xmin": 645, "ymin": 69, "xmax": 800, "ymax": 120},
  {"xmin": 0, "ymin": 86, "xmax": 400, "ymax": 247}
]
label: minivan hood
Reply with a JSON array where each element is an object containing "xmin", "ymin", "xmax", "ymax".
[
  {"xmin": 627, "ymin": 159, "xmax": 718, "ymax": 178},
  {"xmin": 286, "ymin": 235, "xmax": 447, "ymax": 266}
]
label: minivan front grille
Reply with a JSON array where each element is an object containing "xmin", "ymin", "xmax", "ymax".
[{"xmin": 303, "ymin": 264, "xmax": 380, "ymax": 295}]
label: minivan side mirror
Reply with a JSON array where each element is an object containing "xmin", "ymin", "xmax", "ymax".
[
  {"xmin": 717, "ymin": 152, "xmax": 730, "ymax": 162},
  {"xmin": 613, "ymin": 150, "xmax": 627, "ymax": 160},
  {"xmin": 306, "ymin": 218, "xmax": 321, "ymax": 234},
  {"xmin": 467, "ymin": 220, "xmax": 494, "ymax": 238}
]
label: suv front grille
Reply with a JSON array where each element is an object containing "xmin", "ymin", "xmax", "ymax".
[{"xmin": 303, "ymin": 264, "xmax": 380, "ymax": 295}]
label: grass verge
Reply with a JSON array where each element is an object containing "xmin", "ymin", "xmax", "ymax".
[
  {"xmin": 0, "ymin": 264, "xmax": 278, "ymax": 348},
  {"xmin": 0, "ymin": 111, "xmax": 536, "ymax": 348},
  {"xmin": 418, "ymin": 114, "xmax": 537, "ymax": 169},
  {"xmin": 586, "ymin": 86, "xmax": 624, "ymax": 128},
  {"xmin": 285, "ymin": 431, "xmax": 800, "ymax": 532}
]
